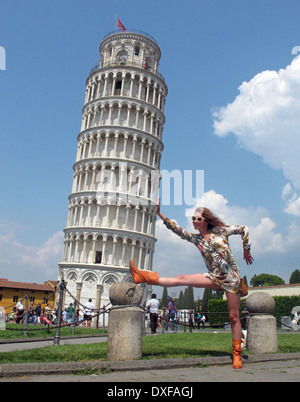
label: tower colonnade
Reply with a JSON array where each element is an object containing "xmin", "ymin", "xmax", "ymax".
[
  {"xmin": 82, "ymin": 69, "xmax": 165, "ymax": 125},
  {"xmin": 75, "ymin": 129, "xmax": 162, "ymax": 169}
]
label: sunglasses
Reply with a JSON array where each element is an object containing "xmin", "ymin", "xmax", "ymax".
[{"xmin": 192, "ymin": 216, "xmax": 205, "ymax": 222}]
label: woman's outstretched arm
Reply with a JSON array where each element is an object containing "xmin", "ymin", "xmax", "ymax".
[
  {"xmin": 156, "ymin": 198, "xmax": 166, "ymax": 221},
  {"xmin": 156, "ymin": 199, "xmax": 196, "ymax": 244}
]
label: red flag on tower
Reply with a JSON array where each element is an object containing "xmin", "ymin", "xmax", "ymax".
[{"xmin": 117, "ymin": 18, "xmax": 126, "ymax": 32}]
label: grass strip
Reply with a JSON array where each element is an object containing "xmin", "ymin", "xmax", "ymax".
[{"xmin": 0, "ymin": 332, "xmax": 299, "ymax": 365}]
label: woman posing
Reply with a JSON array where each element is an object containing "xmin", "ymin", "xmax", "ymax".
[{"xmin": 130, "ymin": 200, "xmax": 254, "ymax": 369}]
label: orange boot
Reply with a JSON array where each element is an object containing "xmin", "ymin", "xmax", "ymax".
[
  {"xmin": 129, "ymin": 260, "xmax": 159, "ymax": 285},
  {"xmin": 232, "ymin": 339, "xmax": 243, "ymax": 369}
]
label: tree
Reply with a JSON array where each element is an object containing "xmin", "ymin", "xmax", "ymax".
[
  {"xmin": 183, "ymin": 288, "xmax": 188, "ymax": 308},
  {"xmin": 202, "ymin": 288, "xmax": 212, "ymax": 313},
  {"xmin": 289, "ymin": 269, "xmax": 300, "ymax": 284},
  {"xmin": 177, "ymin": 290, "xmax": 184, "ymax": 309},
  {"xmin": 161, "ymin": 287, "xmax": 168, "ymax": 307},
  {"xmin": 186, "ymin": 286, "xmax": 194, "ymax": 309},
  {"xmin": 212, "ymin": 289, "xmax": 224, "ymax": 300},
  {"xmin": 250, "ymin": 273, "xmax": 285, "ymax": 287}
]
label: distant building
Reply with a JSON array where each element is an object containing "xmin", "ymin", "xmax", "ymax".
[
  {"xmin": 222, "ymin": 283, "xmax": 300, "ymax": 300},
  {"xmin": 246, "ymin": 283, "xmax": 300, "ymax": 298},
  {"xmin": 0, "ymin": 278, "xmax": 57, "ymax": 313}
]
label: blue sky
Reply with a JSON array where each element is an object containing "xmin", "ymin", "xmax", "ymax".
[{"xmin": 1, "ymin": 0, "xmax": 300, "ymax": 298}]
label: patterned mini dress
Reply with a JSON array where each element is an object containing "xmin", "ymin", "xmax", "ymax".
[{"xmin": 163, "ymin": 218, "xmax": 251, "ymax": 294}]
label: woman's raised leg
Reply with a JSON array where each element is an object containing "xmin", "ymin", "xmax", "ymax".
[
  {"xmin": 130, "ymin": 260, "xmax": 221, "ymax": 290},
  {"xmin": 158, "ymin": 273, "xmax": 221, "ymax": 289}
]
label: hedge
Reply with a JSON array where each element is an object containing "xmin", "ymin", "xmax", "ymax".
[
  {"xmin": 207, "ymin": 299, "xmax": 231, "ymax": 327},
  {"xmin": 207, "ymin": 296, "xmax": 300, "ymax": 327}
]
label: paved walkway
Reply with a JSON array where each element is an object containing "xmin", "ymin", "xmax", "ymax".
[{"xmin": 11, "ymin": 359, "xmax": 299, "ymax": 383}]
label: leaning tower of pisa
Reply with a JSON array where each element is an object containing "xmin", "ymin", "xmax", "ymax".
[{"xmin": 58, "ymin": 29, "xmax": 168, "ymax": 315}]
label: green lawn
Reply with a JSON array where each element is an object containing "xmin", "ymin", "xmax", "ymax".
[
  {"xmin": 0, "ymin": 332, "xmax": 299, "ymax": 365},
  {"xmin": 0, "ymin": 324, "xmax": 105, "ymax": 339}
]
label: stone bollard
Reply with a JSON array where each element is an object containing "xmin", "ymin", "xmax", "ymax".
[
  {"xmin": 107, "ymin": 282, "xmax": 144, "ymax": 361},
  {"xmin": 246, "ymin": 292, "xmax": 278, "ymax": 354}
]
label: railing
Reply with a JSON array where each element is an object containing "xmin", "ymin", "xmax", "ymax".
[
  {"xmin": 4, "ymin": 286, "xmax": 298, "ymax": 341},
  {"xmin": 102, "ymin": 29, "xmax": 159, "ymax": 45}
]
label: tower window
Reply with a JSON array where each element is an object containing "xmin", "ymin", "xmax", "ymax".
[
  {"xmin": 95, "ymin": 251, "xmax": 102, "ymax": 264},
  {"xmin": 134, "ymin": 46, "xmax": 140, "ymax": 56},
  {"xmin": 119, "ymin": 55, "xmax": 127, "ymax": 65},
  {"xmin": 115, "ymin": 80, "xmax": 122, "ymax": 95}
]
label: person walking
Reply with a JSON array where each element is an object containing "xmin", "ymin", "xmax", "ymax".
[
  {"xmin": 164, "ymin": 297, "xmax": 176, "ymax": 333},
  {"xmin": 45, "ymin": 303, "xmax": 52, "ymax": 322},
  {"xmin": 200, "ymin": 314, "xmax": 206, "ymax": 330},
  {"xmin": 129, "ymin": 200, "xmax": 254, "ymax": 369},
  {"xmin": 27, "ymin": 302, "xmax": 35, "ymax": 324},
  {"xmin": 15, "ymin": 298, "xmax": 24, "ymax": 324},
  {"xmin": 35, "ymin": 303, "xmax": 42, "ymax": 325},
  {"xmin": 83, "ymin": 298, "xmax": 94, "ymax": 327},
  {"xmin": 147, "ymin": 293, "xmax": 160, "ymax": 334},
  {"xmin": 35, "ymin": 304, "xmax": 42, "ymax": 325},
  {"xmin": 67, "ymin": 303, "xmax": 74, "ymax": 324}
]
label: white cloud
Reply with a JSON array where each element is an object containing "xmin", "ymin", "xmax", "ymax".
[
  {"xmin": 282, "ymin": 183, "xmax": 300, "ymax": 216},
  {"xmin": 282, "ymin": 183, "xmax": 293, "ymax": 201},
  {"xmin": 185, "ymin": 189, "xmax": 269, "ymax": 227},
  {"xmin": 0, "ymin": 221, "xmax": 63, "ymax": 282},
  {"xmin": 213, "ymin": 55, "xmax": 300, "ymax": 215}
]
